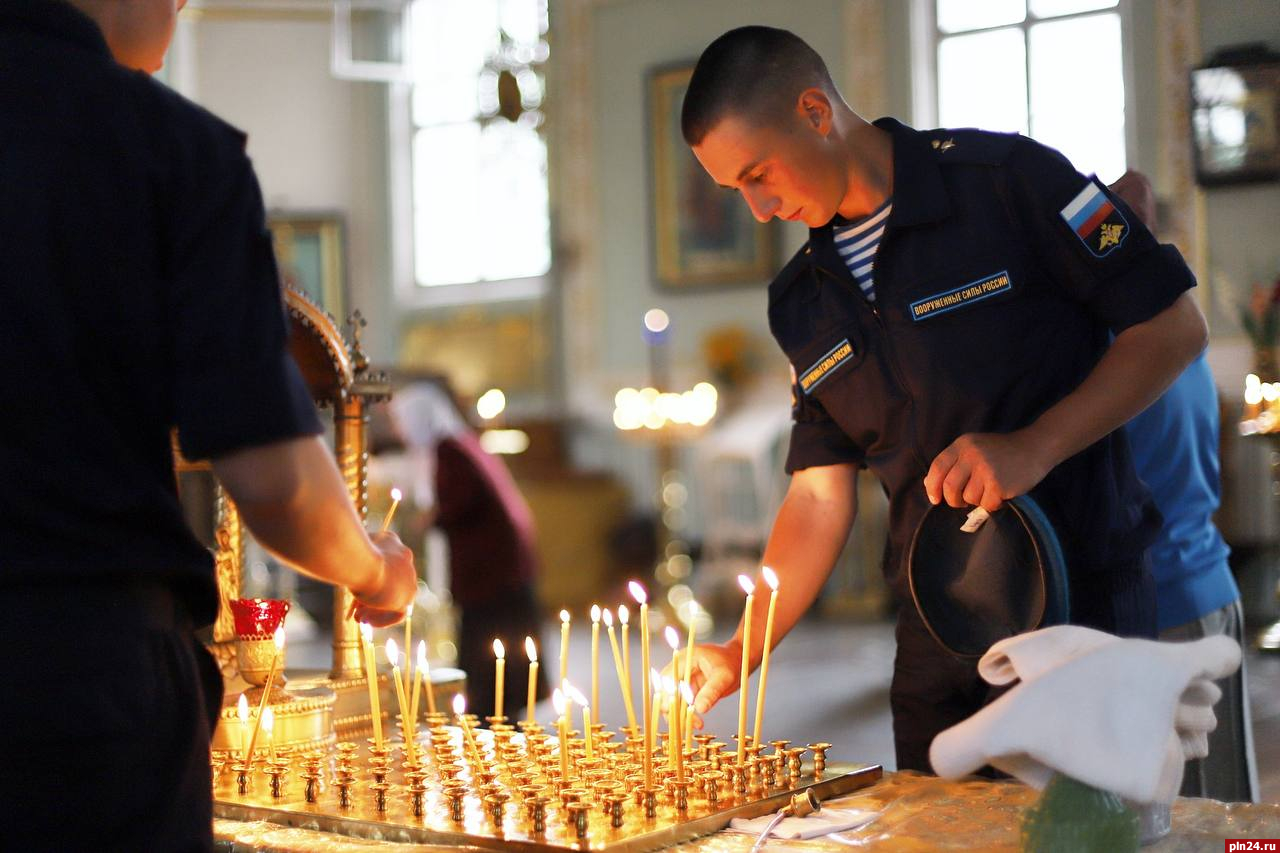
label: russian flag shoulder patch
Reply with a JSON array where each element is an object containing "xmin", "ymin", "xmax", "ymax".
[{"xmin": 1059, "ymin": 178, "xmax": 1128, "ymax": 258}]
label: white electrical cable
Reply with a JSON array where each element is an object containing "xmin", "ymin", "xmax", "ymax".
[{"xmin": 749, "ymin": 807, "xmax": 791, "ymax": 853}]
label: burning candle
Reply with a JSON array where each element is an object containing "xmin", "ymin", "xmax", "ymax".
[
  {"xmin": 386, "ymin": 637, "xmax": 412, "ymax": 760},
  {"xmin": 381, "ymin": 486, "xmax": 403, "ymax": 532},
  {"xmin": 552, "ymin": 687, "xmax": 569, "ymax": 782},
  {"xmin": 493, "ymin": 638, "xmax": 506, "ymax": 720},
  {"xmin": 403, "ymin": 602, "xmax": 414, "ymax": 688},
  {"xmin": 602, "ymin": 609, "xmax": 637, "ymax": 729},
  {"xmin": 618, "ymin": 604, "xmax": 632, "ymax": 694},
  {"xmin": 663, "ymin": 672, "xmax": 678, "ymax": 774},
  {"xmin": 243, "ymin": 626, "xmax": 285, "ymax": 766},
  {"xmin": 629, "ymin": 581, "xmax": 653, "ymax": 790},
  {"xmin": 524, "ymin": 636, "xmax": 539, "ymax": 724},
  {"xmin": 664, "ymin": 626, "xmax": 680, "ymax": 772},
  {"xmin": 409, "ymin": 639, "xmax": 425, "ymax": 754},
  {"xmin": 453, "ymin": 693, "xmax": 482, "ymax": 766},
  {"xmin": 752, "ymin": 566, "xmax": 780, "ymax": 747},
  {"xmin": 559, "ymin": 609, "xmax": 570, "ymax": 686},
  {"xmin": 415, "ymin": 640, "xmax": 437, "ymax": 716},
  {"xmin": 359, "ymin": 622, "xmax": 383, "ymax": 751},
  {"xmin": 590, "ymin": 605, "xmax": 601, "ymax": 726},
  {"xmin": 681, "ymin": 682, "xmax": 695, "ymax": 751},
  {"xmin": 736, "ymin": 574, "xmax": 755, "ymax": 764},
  {"xmin": 649, "ymin": 669, "xmax": 663, "ymax": 758},
  {"xmin": 569, "ymin": 684, "xmax": 592, "ymax": 760},
  {"xmin": 237, "ymin": 693, "xmax": 250, "ymax": 766},
  {"xmin": 682, "ymin": 601, "xmax": 699, "ymax": 699},
  {"xmin": 262, "ymin": 706, "xmax": 275, "ymax": 763}
]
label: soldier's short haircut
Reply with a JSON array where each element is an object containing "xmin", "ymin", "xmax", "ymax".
[{"xmin": 681, "ymin": 26, "xmax": 835, "ymax": 147}]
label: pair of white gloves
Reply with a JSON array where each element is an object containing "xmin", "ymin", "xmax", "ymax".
[{"xmin": 929, "ymin": 625, "xmax": 1240, "ymax": 804}]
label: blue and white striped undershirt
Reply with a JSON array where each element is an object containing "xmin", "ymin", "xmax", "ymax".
[{"xmin": 832, "ymin": 199, "xmax": 892, "ymax": 302}]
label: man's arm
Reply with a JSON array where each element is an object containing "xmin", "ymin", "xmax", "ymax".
[
  {"xmin": 212, "ymin": 435, "xmax": 417, "ymax": 626},
  {"xmin": 687, "ymin": 462, "xmax": 859, "ymax": 716},
  {"xmin": 924, "ymin": 291, "xmax": 1207, "ymax": 510}
]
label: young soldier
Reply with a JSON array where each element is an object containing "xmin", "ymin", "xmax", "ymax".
[
  {"xmin": 0, "ymin": 1, "xmax": 415, "ymax": 848},
  {"xmin": 677, "ymin": 26, "xmax": 1207, "ymax": 772}
]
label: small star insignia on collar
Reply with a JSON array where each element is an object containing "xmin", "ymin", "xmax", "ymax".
[{"xmin": 932, "ymin": 138, "xmax": 956, "ymax": 152}]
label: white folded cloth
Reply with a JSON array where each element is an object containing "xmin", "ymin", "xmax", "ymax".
[
  {"xmin": 930, "ymin": 627, "xmax": 1240, "ymax": 804},
  {"xmin": 728, "ymin": 807, "xmax": 881, "ymax": 839}
]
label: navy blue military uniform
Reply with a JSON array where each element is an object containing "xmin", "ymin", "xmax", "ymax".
[
  {"xmin": 0, "ymin": 1, "xmax": 320, "ymax": 849},
  {"xmin": 769, "ymin": 118, "xmax": 1195, "ymax": 771}
]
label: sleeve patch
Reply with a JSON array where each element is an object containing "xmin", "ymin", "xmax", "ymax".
[{"xmin": 1059, "ymin": 178, "xmax": 1129, "ymax": 258}]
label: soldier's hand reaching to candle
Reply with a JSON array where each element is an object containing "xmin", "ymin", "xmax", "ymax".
[
  {"xmin": 349, "ymin": 530, "xmax": 416, "ymax": 627},
  {"xmin": 682, "ymin": 641, "xmax": 743, "ymax": 728}
]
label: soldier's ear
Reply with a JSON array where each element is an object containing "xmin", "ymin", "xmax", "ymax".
[{"xmin": 796, "ymin": 88, "xmax": 833, "ymax": 135}]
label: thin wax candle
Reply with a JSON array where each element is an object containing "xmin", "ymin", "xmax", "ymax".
[
  {"xmin": 524, "ymin": 636, "xmax": 539, "ymax": 724},
  {"xmin": 752, "ymin": 566, "xmax": 780, "ymax": 747},
  {"xmin": 493, "ymin": 638, "xmax": 506, "ymax": 720},
  {"xmin": 736, "ymin": 574, "xmax": 755, "ymax": 765},
  {"xmin": 629, "ymin": 581, "xmax": 653, "ymax": 790}
]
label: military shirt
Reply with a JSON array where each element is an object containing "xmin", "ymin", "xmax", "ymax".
[
  {"xmin": 769, "ymin": 118, "xmax": 1194, "ymax": 597},
  {"xmin": 0, "ymin": 0, "xmax": 321, "ymax": 623}
]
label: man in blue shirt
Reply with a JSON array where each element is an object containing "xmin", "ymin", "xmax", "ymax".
[{"xmin": 1112, "ymin": 171, "xmax": 1257, "ymax": 802}]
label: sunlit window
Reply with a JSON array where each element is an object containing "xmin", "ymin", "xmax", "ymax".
[
  {"xmin": 409, "ymin": 0, "xmax": 551, "ymax": 287},
  {"xmin": 934, "ymin": 0, "xmax": 1126, "ymax": 181}
]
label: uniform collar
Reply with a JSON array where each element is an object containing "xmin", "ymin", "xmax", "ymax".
[
  {"xmin": 0, "ymin": 0, "xmax": 113, "ymax": 60},
  {"xmin": 871, "ymin": 116, "xmax": 952, "ymax": 228}
]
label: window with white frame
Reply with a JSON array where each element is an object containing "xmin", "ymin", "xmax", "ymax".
[
  {"xmin": 928, "ymin": 0, "xmax": 1128, "ymax": 181},
  {"xmin": 408, "ymin": 0, "xmax": 550, "ymax": 288}
]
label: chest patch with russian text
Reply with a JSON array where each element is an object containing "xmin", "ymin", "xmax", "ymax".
[
  {"xmin": 798, "ymin": 339, "xmax": 854, "ymax": 394},
  {"xmin": 909, "ymin": 270, "xmax": 1013, "ymax": 322},
  {"xmin": 1059, "ymin": 180, "xmax": 1128, "ymax": 257}
]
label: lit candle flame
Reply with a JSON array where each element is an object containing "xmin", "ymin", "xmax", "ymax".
[
  {"xmin": 525, "ymin": 636, "xmax": 537, "ymax": 662},
  {"xmin": 662, "ymin": 673, "xmax": 675, "ymax": 695},
  {"xmin": 664, "ymin": 625, "xmax": 679, "ymax": 650},
  {"xmin": 568, "ymin": 685, "xmax": 589, "ymax": 708},
  {"xmin": 359, "ymin": 621, "xmax": 373, "ymax": 643},
  {"xmin": 273, "ymin": 626, "xmax": 286, "ymax": 651},
  {"xmin": 650, "ymin": 668, "xmax": 662, "ymax": 693},
  {"xmin": 237, "ymin": 693, "xmax": 249, "ymax": 722},
  {"xmin": 680, "ymin": 682, "xmax": 694, "ymax": 704},
  {"xmin": 262, "ymin": 706, "xmax": 274, "ymax": 734},
  {"xmin": 390, "ymin": 487, "xmax": 402, "ymax": 502},
  {"xmin": 618, "ymin": 604, "xmax": 630, "ymax": 625},
  {"xmin": 602, "ymin": 608, "xmax": 613, "ymax": 628},
  {"xmin": 452, "ymin": 693, "xmax": 466, "ymax": 716},
  {"xmin": 590, "ymin": 604, "xmax": 601, "ymax": 623},
  {"xmin": 738, "ymin": 574, "xmax": 755, "ymax": 595},
  {"xmin": 628, "ymin": 581, "xmax": 647, "ymax": 604},
  {"xmin": 385, "ymin": 637, "xmax": 400, "ymax": 667},
  {"xmin": 493, "ymin": 638, "xmax": 505, "ymax": 659},
  {"xmin": 552, "ymin": 688, "xmax": 567, "ymax": 715},
  {"xmin": 407, "ymin": 602, "xmax": 414, "ymax": 617},
  {"xmin": 560, "ymin": 609, "xmax": 570, "ymax": 624},
  {"xmin": 762, "ymin": 566, "xmax": 779, "ymax": 590},
  {"xmin": 416, "ymin": 640, "xmax": 427, "ymax": 668}
]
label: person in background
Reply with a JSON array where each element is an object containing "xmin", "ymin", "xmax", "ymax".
[
  {"xmin": 390, "ymin": 382, "xmax": 547, "ymax": 721},
  {"xmin": 1111, "ymin": 170, "xmax": 1257, "ymax": 802},
  {"xmin": 0, "ymin": 1, "xmax": 415, "ymax": 849}
]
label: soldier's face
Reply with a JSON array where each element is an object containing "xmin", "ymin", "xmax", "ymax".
[{"xmin": 692, "ymin": 113, "xmax": 845, "ymax": 229}]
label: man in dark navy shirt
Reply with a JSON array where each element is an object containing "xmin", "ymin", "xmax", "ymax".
[
  {"xmin": 675, "ymin": 27, "xmax": 1208, "ymax": 772},
  {"xmin": 0, "ymin": 1, "xmax": 416, "ymax": 849}
]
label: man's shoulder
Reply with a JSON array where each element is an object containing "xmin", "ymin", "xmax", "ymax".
[
  {"xmin": 127, "ymin": 74, "xmax": 249, "ymax": 155},
  {"xmin": 922, "ymin": 126, "xmax": 1023, "ymax": 167}
]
